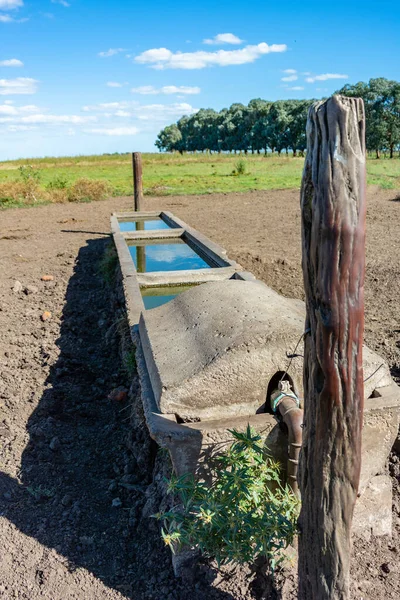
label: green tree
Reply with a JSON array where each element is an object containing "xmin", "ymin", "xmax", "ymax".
[{"xmin": 155, "ymin": 124, "xmax": 182, "ymax": 152}]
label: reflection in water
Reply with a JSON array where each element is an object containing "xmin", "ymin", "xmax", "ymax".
[
  {"xmin": 119, "ymin": 218, "xmax": 171, "ymax": 232},
  {"xmin": 129, "ymin": 240, "xmax": 211, "ymax": 273},
  {"xmin": 141, "ymin": 284, "xmax": 197, "ymax": 309},
  {"xmin": 143, "ymin": 293, "xmax": 178, "ymax": 309}
]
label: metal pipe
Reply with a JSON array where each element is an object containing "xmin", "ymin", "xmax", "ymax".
[
  {"xmin": 277, "ymin": 397, "xmax": 303, "ymax": 497},
  {"xmin": 270, "ymin": 381, "xmax": 303, "ymax": 497}
]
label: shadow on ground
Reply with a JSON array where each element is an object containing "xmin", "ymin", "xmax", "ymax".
[{"xmin": 0, "ymin": 237, "xmax": 237, "ymax": 600}]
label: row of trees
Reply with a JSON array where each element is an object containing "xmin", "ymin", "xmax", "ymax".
[{"xmin": 155, "ymin": 78, "xmax": 400, "ymax": 158}]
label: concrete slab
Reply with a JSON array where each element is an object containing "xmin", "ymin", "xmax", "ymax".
[{"xmin": 139, "ymin": 279, "xmax": 394, "ymax": 421}]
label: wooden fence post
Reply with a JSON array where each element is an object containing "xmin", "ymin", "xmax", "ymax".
[
  {"xmin": 132, "ymin": 152, "xmax": 143, "ymax": 211},
  {"xmin": 298, "ymin": 96, "xmax": 366, "ymax": 599}
]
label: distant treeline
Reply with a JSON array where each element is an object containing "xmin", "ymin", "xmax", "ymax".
[{"xmin": 155, "ymin": 78, "xmax": 400, "ymax": 158}]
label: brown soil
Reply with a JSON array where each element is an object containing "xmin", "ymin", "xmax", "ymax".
[{"xmin": 0, "ymin": 187, "xmax": 399, "ymax": 600}]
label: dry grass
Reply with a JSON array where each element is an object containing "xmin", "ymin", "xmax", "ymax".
[
  {"xmin": 0, "ymin": 177, "xmax": 112, "ymax": 208},
  {"xmin": 67, "ymin": 178, "xmax": 112, "ymax": 203}
]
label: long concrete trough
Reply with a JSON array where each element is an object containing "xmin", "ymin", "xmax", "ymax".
[{"xmin": 112, "ymin": 210, "xmax": 400, "ymax": 540}]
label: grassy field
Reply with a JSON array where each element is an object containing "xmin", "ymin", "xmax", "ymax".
[{"xmin": 1, "ymin": 153, "xmax": 400, "ymax": 207}]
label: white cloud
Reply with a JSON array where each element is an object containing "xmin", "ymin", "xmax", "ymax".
[
  {"xmin": 130, "ymin": 85, "xmax": 158, "ymax": 95},
  {"xmin": 131, "ymin": 85, "xmax": 200, "ymax": 95},
  {"xmin": 20, "ymin": 114, "xmax": 96, "ymax": 124},
  {"xmin": 0, "ymin": 103, "xmax": 40, "ymax": 115},
  {"xmin": 51, "ymin": 0, "xmax": 70, "ymax": 6},
  {"xmin": 135, "ymin": 102, "xmax": 197, "ymax": 121},
  {"xmin": 0, "ymin": 0, "xmax": 23, "ymax": 9},
  {"xmin": 0, "ymin": 104, "xmax": 18, "ymax": 114},
  {"xmin": 135, "ymin": 42, "xmax": 287, "ymax": 70},
  {"xmin": 203, "ymin": 33, "xmax": 243, "ymax": 45},
  {"xmin": 98, "ymin": 48, "xmax": 126, "ymax": 58},
  {"xmin": 281, "ymin": 75, "xmax": 298, "ymax": 82},
  {"xmin": 0, "ymin": 58, "xmax": 23, "ymax": 67},
  {"xmin": 8, "ymin": 124, "xmax": 37, "ymax": 131},
  {"xmin": 286, "ymin": 86, "xmax": 304, "ymax": 91},
  {"xmin": 283, "ymin": 69, "xmax": 297, "ymax": 74},
  {"xmin": 0, "ymin": 13, "xmax": 27, "ymax": 22},
  {"xmin": 84, "ymin": 126, "xmax": 140, "ymax": 136},
  {"xmin": 82, "ymin": 101, "xmax": 129, "ymax": 112},
  {"xmin": 0, "ymin": 112, "xmax": 96, "ymax": 124},
  {"xmin": 0, "ymin": 78, "xmax": 38, "ymax": 95},
  {"xmin": 305, "ymin": 73, "xmax": 348, "ymax": 83},
  {"xmin": 81, "ymin": 100, "xmax": 197, "ymax": 124},
  {"xmin": 107, "ymin": 81, "xmax": 123, "ymax": 88}
]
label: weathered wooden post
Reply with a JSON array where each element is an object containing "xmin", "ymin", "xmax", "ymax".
[
  {"xmin": 132, "ymin": 152, "xmax": 143, "ymax": 211},
  {"xmin": 298, "ymin": 96, "xmax": 366, "ymax": 599}
]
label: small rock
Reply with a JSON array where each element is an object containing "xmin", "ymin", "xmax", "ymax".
[
  {"xmin": 108, "ymin": 387, "xmax": 128, "ymax": 402},
  {"xmin": 24, "ymin": 285, "xmax": 38, "ymax": 295},
  {"xmin": 112, "ymin": 497, "xmax": 122, "ymax": 508},
  {"xmin": 49, "ymin": 437, "xmax": 60, "ymax": 451},
  {"xmin": 41, "ymin": 275, "xmax": 54, "ymax": 282},
  {"xmin": 12, "ymin": 280, "xmax": 23, "ymax": 293},
  {"xmin": 381, "ymin": 562, "xmax": 391, "ymax": 574},
  {"xmin": 61, "ymin": 494, "xmax": 72, "ymax": 507},
  {"xmin": 41, "ymin": 311, "xmax": 52, "ymax": 322},
  {"xmin": 108, "ymin": 481, "xmax": 118, "ymax": 492}
]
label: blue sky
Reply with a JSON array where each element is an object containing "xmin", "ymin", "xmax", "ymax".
[{"xmin": 0, "ymin": 0, "xmax": 399, "ymax": 160}]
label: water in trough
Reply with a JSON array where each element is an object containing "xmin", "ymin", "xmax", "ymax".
[
  {"xmin": 119, "ymin": 218, "xmax": 171, "ymax": 232},
  {"xmin": 128, "ymin": 239, "xmax": 212, "ymax": 273}
]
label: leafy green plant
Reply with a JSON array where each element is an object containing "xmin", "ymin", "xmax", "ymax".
[
  {"xmin": 46, "ymin": 175, "xmax": 69, "ymax": 190},
  {"xmin": 100, "ymin": 243, "xmax": 118, "ymax": 284},
  {"xmin": 124, "ymin": 348, "xmax": 137, "ymax": 376},
  {"xmin": 231, "ymin": 159, "xmax": 247, "ymax": 176},
  {"xmin": 155, "ymin": 426, "xmax": 299, "ymax": 569},
  {"xmin": 15, "ymin": 165, "xmax": 42, "ymax": 202},
  {"xmin": 18, "ymin": 165, "xmax": 41, "ymax": 184}
]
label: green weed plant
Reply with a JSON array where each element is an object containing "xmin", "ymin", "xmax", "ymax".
[{"xmin": 156, "ymin": 426, "xmax": 299, "ymax": 569}]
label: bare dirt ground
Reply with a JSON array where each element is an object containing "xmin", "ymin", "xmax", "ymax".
[{"xmin": 0, "ymin": 187, "xmax": 399, "ymax": 600}]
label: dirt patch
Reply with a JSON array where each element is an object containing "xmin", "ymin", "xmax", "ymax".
[{"xmin": 0, "ymin": 187, "xmax": 399, "ymax": 599}]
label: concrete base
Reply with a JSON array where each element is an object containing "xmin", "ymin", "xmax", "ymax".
[
  {"xmin": 353, "ymin": 475, "xmax": 392, "ymax": 540},
  {"xmin": 111, "ymin": 209, "xmax": 400, "ymax": 543},
  {"xmin": 136, "ymin": 328, "xmax": 399, "ymax": 498}
]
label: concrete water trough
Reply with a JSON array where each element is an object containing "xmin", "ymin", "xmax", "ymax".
[
  {"xmin": 111, "ymin": 210, "xmax": 242, "ymax": 323},
  {"xmin": 111, "ymin": 210, "xmax": 400, "ymax": 540}
]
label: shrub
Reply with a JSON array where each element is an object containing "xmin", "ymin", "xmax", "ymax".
[
  {"xmin": 0, "ymin": 181, "xmax": 26, "ymax": 203},
  {"xmin": 48, "ymin": 189, "xmax": 69, "ymax": 203},
  {"xmin": 67, "ymin": 178, "xmax": 112, "ymax": 203},
  {"xmin": 18, "ymin": 165, "xmax": 41, "ymax": 184},
  {"xmin": 234, "ymin": 159, "xmax": 247, "ymax": 176},
  {"xmin": 46, "ymin": 175, "xmax": 69, "ymax": 190},
  {"xmin": 0, "ymin": 180, "xmax": 42, "ymax": 205},
  {"xmin": 155, "ymin": 426, "xmax": 299, "ymax": 569}
]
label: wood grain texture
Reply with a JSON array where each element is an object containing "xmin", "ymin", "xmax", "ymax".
[
  {"xmin": 132, "ymin": 152, "xmax": 143, "ymax": 211},
  {"xmin": 298, "ymin": 95, "xmax": 366, "ymax": 600}
]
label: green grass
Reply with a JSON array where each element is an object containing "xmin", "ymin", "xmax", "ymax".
[{"xmin": 0, "ymin": 152, "xmax": 399, "ymax": 200}]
